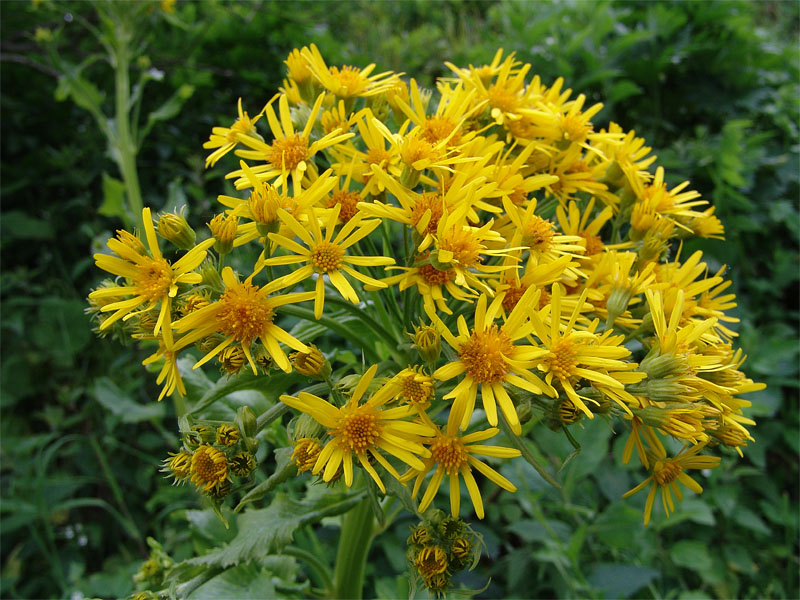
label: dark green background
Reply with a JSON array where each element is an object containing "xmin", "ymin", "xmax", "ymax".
[{"xmin": 1, "ymin": 1, "xmax": 797, "ymax": 598}]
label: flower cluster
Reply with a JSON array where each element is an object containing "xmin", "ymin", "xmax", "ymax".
[{"xmin": 90, "ymin": 45, "xmax": 764, "ymax": 586}]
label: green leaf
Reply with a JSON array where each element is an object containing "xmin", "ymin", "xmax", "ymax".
[
  {"xmin": 0, "ymin": 211, "xmax": 55, "ymax": 241},
  {"xmin": 188, "ymin": 564, "xmax": 275, "ymax": 599},
  {"xmin": 99, "ymin": 172, "xmax": 127, "ymax": 219},
  {"xmin": 187, "ymin": 490, "xmax": 365, "ymax": 567},
  {"xmin": 670, "ymin": 540, "xmax": 713, "ymax": 572},
  {"xmin": 588, "ymin": 564, "xmax": 660, "ymax": 599},
  {"xmin": 609, "ymin": 80, "xmax": 643, "ymax": 103},
  {"xmin": 93, "ymin": 377, "xmax": 165, "ymax": 423},
  {"xmin": 140, "ymin": 84, "xmax": 196, "ymax": 144}
]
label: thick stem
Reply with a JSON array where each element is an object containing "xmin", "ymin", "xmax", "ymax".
[
  {"xmin": 113, "ymin": 16, "xmax": 143, "ymax": 229},
  {"xmin": 332, "ymin": 497, "xmax": 374, "ymax": 599}
]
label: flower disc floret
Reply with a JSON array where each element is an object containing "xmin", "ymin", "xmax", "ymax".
[
  {"xmin": 217, "ymin": 281, "xmax": 275, "ymax": 344},
  {"xmin": 430, "ymin": 436, "xmax": 468, "ymax": 475},
  {"xmin": 545, "ymin": 337, "xmax": 578, "ymax": 380},
  {"xmin": 333, "ymin": 405, "xmax": 383, "ymax": 453},
  {"xmin": 458, "ymin": 324, "xmax": 514, "ymax": 384},
  {"xmin": 311, "ymin": 241, "xmax": 346, "ymax": 273},
  {"xmin": 190, "ymin": 445, "xmax": 228, "ymax": 491},
  {"xmin": 269, "ymin": 134, "xmax": 309, "ymax": 171},
  {"xmin": 136, "ymin": 257, "xmax": 173, "ymax": 301}
]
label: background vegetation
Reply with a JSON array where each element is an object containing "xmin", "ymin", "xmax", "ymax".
[{"xmin": 1, "ymin": 0, "xmax": 797, "ymax": 598}]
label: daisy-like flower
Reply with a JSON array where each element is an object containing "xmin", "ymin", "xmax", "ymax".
[
  {"xmin": 427, "ymin": 289, "xmax": 551, "ymax": 435},
  {"xmin": 279, "ymin": 365, "xmax": 435, "ymax": 492},
  {"xmin": 172, "ymin": 266, "xmax": 315, "ymax": 374},
  {"xmin": 260, "ymin": 206, "xmax": 395, "ymax": 319},
  {"xmin": 376, "ymin": 366, "xmax": 436, "ymax": 412},
  {"xmin": 190, "ymin": 444, "xmax": 229, "ymax": 491},
  {"xmin": 228, "ymin": 93, "xmax": 353, "ymax": 192},
  {"xmin": 404, "ymin": 407, "xmax": 520, "ymax": 519},
  {"xmin": 528, "ymin": 284, "xmax": 645, "ymax": 418},
  {"xmin": 217, "ymin": 160, "xmax": 337, "ymax": 247},
  {"xmin": 89, "ymin": 207, "xmax": 215, "ymax": 347},
  {"xmin": 302, "ymin": 43, "xmax": 402, "ymax": 100},
  {"xmin": 622, "ymin": 440, "xmax": 720, "ymax": 525},
  {"xmin": 203, "ymin": 98, "xmax": 265, "ymax": 168}
]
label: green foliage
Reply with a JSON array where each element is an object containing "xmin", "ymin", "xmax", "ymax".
[{"xmin": 2, "ymin": 0, "xmax": 797, "ymax": 598}]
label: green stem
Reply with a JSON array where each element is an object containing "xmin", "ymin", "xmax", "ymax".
[
  {"xmin": 285, "ymin": 545, "xmax": 334, "ymax": 595},
  {"xmin": 255, "ymin": 402, "xmax": 289, "ymax": 433},
  {"xmin": 333, "ymin": 497, "xmax": 374, "ymax": 599},
  {"xmin": 112, "ymin": 14, "xmax": 143, "ymax": 229}
]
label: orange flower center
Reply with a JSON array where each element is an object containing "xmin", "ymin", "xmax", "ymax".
[
  {"xmin": 523, "ymin": 216, "xmax": 555, "ymax": 252},
  {"xmin": 501, "ymin": 281, "xmax": 527, "ymax": 313},
  {"xmin": 269, "ymin": 134, "xmax": 309, "ymax": 171},
  {"xmin": 421, "ymin": 117, "xmax": 460, "ymax": 145},
  {"xmin": 311, "ymin": 241, "xmax": 345, "ymax": 272},
  {"xmin": 545, "ymin": 336, "xmax": 578, "ymax": 380},
  {"xmin": 400, "ymin": 373, "xmax": 433, "ymax": 406},
  {"xmin": 653, "ymin": 460, "xmax": 683, "ymax": 486},
  {"xmin": 334, "ymin": 405, "xmax": 382, "ymax": 453},
  {"xmin": 580, "ymin": 232, "xmax": 604, "ymax": 255},
  {"xmin": 135, "ymin": 257, "xmax": 173, "ymax": 301},
  {"xmin": 439, "ymin": 227, "xmax": 484, "ymax": 268},
  {"xmin": 487, "ymin": 84, "xmax": 518, "ymax": 113},
  {"xmin": 217, "ymin": 281, "xmax": 274, "ymax": 344},
  {"xmin": 419, "ymin": 262, "xmax": 455, "ymax": 286},
  {"xmin": 416, "ymin": 546, "xmax": 449, "ymax": 578},
  {"xmin": 365, "ymin": 147, "xmax": 392, "ymax": 168},
  {"xmin": 430, "ymin": 435, "xmax": 468, "ymax": 474},
  {"xmin": 327, "ymin": 190, "xmax": 361, "ymax": 223},
  {"xmin": 226, "ymin": 115, "xmax": 255, "ymax": 143},
  {"xmin": 458, "ymin": 324, "xmax": 515, "ymax": 384},
  {"xmin": 410, "ymin": 193, "xmax": 444, "ymax": 234},
  {"xmin": 402, "ymin": 137, "xmax": 438, "ymax": 167},
  {"xmin": 190, "ymin": 445, "xmax": 228, "ymax": 489},
  {"xmin": 328, "ymin": 65, "xmax": 365, "ymax": 97},
  {"xmin": 559, "ymin": 114, "xmax": 590, "ymax": 143}
]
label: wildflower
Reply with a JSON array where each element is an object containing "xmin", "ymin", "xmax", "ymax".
[
  {"xmin": 172, "ymin": 266, "xmax": 314, "ymax": 374},
  {"xmin": 207, "ymin": 213, "xmax": 239, "ymax": 255},
  {"xmin": 260, "ymin": 206, "xmax": 394, "ymax": 318},
  {"xmin": 89, "ymin": 207, "xmax": 214, "ymax": 347},
  {"xmin": 623, "ymin": 441, "xmax": 720, "ymax": 525},
  {"xmin": 528, "ymin": 284, "xmax": 644, "ymax": 418},
  {"xmin": 203, "ymin": 98, "xmax": 264, "ymax": 167},
  {"xmin": 161, "ymin": 450, "xmax": 192, "ymax": 484},
  {"xmin": 291, "ymin": 344, "xmax": 330, "ymax": 379},
  {"xmin": 302, "ymin": 43, "xmax": 401, "ymax": 99},
  {"xmin": 405, "ymin": 407, "xmax": 520, "ymax": 519},
  {"xmin": 280, "ymin": 364, "xmax": 435, "ymax": 492},
  {"xmin": 291, "ymin": 437, "xmax": 322, "ymax": 474},
  {"xmin": 190, "ymin": 445, "xmax": 229, "ymax": 491},
  {"xmin": 412, "ymin": 323, "xmax": 441, "ymax": 363},
  {"xmin": 428, "ymin": 290, "xmax": 550, "ymax": 434},
  {"xmin": 215, "ymin": 424, "xmax": 240, "ymax": 447},
  {"xmin": 157, "ymin": 210, "xmax": 196, "ymax": 250},
  {"xmin": 416, "ymin": 545, "xmax": 448, "ymax": 578},
  {"xmin": 230, "ymin": 452, "xmax": 257, "ymax": 477}
]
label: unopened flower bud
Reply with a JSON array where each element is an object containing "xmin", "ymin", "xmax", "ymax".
[
  {"xmin": 157, "ymin": 211, "xmax": 196, "ymax": 250},
  {"xmin": 413, "ymin": 324, "xmax": 441, "ymax": 363},
  {"xmin": 208, "ymin": 213, "xmax": 238, "ymax": 255},
  {"xmin": 236, "ymin": 406, "xmax": 258, "ymax": 439},
  {"xmin": 200, "ymin": 260, "xmax": 224, "ymax": 292},
  {"xmin": 215, "ymin": 423, "xmax": 240, "ymax": 447},
  {"xmin": 290, "ymin": 345, "xmax": 331, "ymax": 379},
  {"xmin": 291, "ymin": 413, "xmax": 325, "ymax": 442}
]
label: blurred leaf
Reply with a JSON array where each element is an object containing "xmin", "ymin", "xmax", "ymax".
[
  {"xmin": 670, "ymin": 540, "xmax": 713, "ymax": 572},
  {"xmin": 588, "ymin": 564, "xmax": 659, "ymax": 599},
  {"xmin": 188, "ymin": 563, "xmax": 275, "ymax": 599},
  {"xmin": 93, "ymin": 377, "xmax": 165, "ymax": 423},
  {"xmin": 99, "ymin": 173, "xmax": 127, "ymax": 219},
  {"xmin": 0, "ymin": 211, "xmax": 55, "ymax": 241}
]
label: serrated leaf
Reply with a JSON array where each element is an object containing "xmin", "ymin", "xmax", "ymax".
[
  {"xmin": 187, "ymin": 490, "xmax": 365, "ymax": 567},
  {"xmin": 93, "ymin": 377, "xmax": 165, "ymax": 423},
  {"xmin": 188, "ymin": 564, "xmax": 275, "ymax": 599}
]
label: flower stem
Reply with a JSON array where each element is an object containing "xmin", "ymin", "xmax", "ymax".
[{"xmin": 332, "ymin": 496, "xmax": 374, "ymax": 599}]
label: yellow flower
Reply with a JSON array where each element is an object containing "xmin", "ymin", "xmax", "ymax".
[
  {"xmin": 406, "ymin": 407, "xmax": 520, "ymax": 519},
  {"xmin": 190, "ymin": 445, "xmax": 229, "ymax": 491},
  {"xmin": 623, "ymin": 441, "xmax": 720, "ymax": 526},
  {"xmin": 172, "ymin": 266, "xmax": 314, "ymax": 373},
  {"xmin": 302, "ymin": 43, "xmax": 401, "ymax": 99},
  {"xmin": 203, "ymin": 98, "xmax": 264, "ymax": 168},
  {"xmin": 291, "ymin": 437, "xmax": 322, "ymax": 474},
  {"xmin": 141, "ymin": 343, "xmax": 186, "ymax": 401},
  {"xmin": 280, "ymin": 365, "xmax": 435, "ymax": 492},
  {"xmin": 428, "ymin": 290, "xmax": 551, "ymax": 435},
  {"xmin": 89, "ymin": 207, "xmax": 214, "ymax": 348},
  {"xmin": 260, "ymin": 206, "xmax": 394, "ymax": 319},
  {"xmin": 528, "ymin": 284, "xmax": 644, "ymax": 418},
  {"xmin": 228, "ymin": 93, "xmax": 353, "ymax": 193}
]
